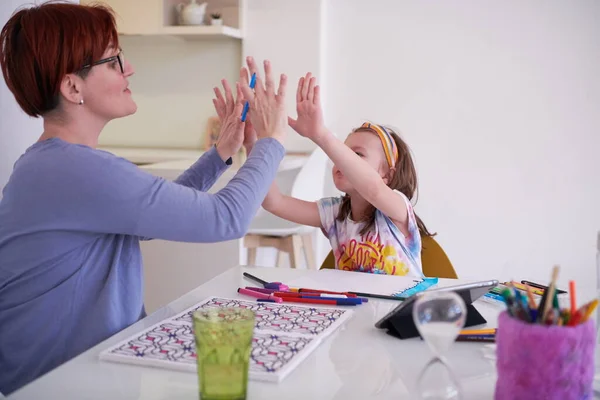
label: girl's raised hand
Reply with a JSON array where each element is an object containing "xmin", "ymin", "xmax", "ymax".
[{"xmin": 288, "ymin": 73, "xmax": 327, "ymax": 143}]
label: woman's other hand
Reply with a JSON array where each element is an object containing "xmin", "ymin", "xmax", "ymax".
[
  {"xmin": 212, "ymin": 79, "xmax": 245, "ymax": 162},
  {"xmin": 240, "ymin": 57, "xmax": 287, "ymax": 146}
]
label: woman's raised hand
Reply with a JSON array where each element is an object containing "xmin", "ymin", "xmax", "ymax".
[{"xmin": 240, "ymin": 57, "xmax": 287, "ymax": 145}]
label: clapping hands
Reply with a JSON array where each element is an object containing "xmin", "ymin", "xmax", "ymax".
[{"xmin": 212, "ymin": 57, "xmax": 288, "ymax": 159}]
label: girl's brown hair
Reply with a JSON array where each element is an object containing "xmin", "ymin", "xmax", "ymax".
[{"xmin": 336, "ymin": 124, "xmax": 435, "ymax": 237}]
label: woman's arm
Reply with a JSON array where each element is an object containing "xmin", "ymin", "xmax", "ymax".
[
  {"xmin": 173, "ymin": 75, "xmax": 248, "ymax": 192},
  {"xmin": 52, "ymin": 138, "xmax": 285, "ymax": 242},
  {"xmin": 262, "ymin": 183, "xmax": 321, "ymax": 227},
  {"xmin": 61, "ymin": 57, "xmax": 290, "ymax": 242},
  {"xmin": 173, "ymin": 146, "xmax": 230, "ymax": 192}
]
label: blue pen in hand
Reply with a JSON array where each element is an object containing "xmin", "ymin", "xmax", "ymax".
[{"xmin": 241, "ymin": 73, "xmax": 256, "ymax": 122}]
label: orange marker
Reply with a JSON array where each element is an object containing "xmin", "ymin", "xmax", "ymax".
[{"xmin": 569, "ymin": 280, "xmax": 576, "ymax": 315}]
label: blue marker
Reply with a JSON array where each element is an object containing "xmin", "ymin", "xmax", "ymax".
[{"xmin": 241, "ymin": 73, "xmax": 256, "ymax": 122}]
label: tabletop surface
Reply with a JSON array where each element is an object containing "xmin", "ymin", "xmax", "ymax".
[{"xmin": 7, "ymin": 266, "xmax": 596, "ymax": 400}]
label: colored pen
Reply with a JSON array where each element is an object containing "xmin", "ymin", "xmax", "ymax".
[
  {"xmin": 577, "ymin": 299, "xmax": 599, "ymax": 324},
  {"xmin": 301, "ymin": 296, "xmax": 362, "ymax": 305},
  {"xmin": 569, "ymin": 280, "xmax": 576, "ymax": 315},
  {"xmin": 456, "ymin": 335, "xmax": 496, "ymax": 343},
  {"xmin": 419, "ymin": 333, "xmax": 496, "ymax": 342},
  {"xmin": 242, "ymin": 272, "xmax": 267, "ymax": 286},
  {"xmin": 540, "ymin": 266, "xmax": 559, "ymax": 322},
  {"xmin": 500, "ymin": 288, "xmax": 516, "ymax": 317},
  {"xmin": 237, "ymin": 288, "xmax": 282, "ymax": 303},
  {"xmin": 295, "ymin": 288, "xmax": 358, "ymax": 298},
  {"xmin": 484, "ymin": 292, "xmax": 505, "ymax": 302},
  {"xmin": 265, "ymin": 282, "xmax": 289, "ymax": 291},
  {"xmin": 460, "ymin": 328, "xmax": 497, "ymax": 335},
  {"xmin": 245, "ymin": 286, "xmax": 278, "ymax": 294},
  {"xmin": 521, "ymin": 280, "xmax": 567, "ymax": 295},
  {"xmin": 260, "ymin": 297, "xmax": 358, "ymax": 306},
  {"xmin": 347, "ymin": 291, "xmax": 405, "ymax": 301},
  {"xmin": 274, "ymin": 291, "xmax": 367, "ymax": 302},
  {"xmin": 523, "ymin": 283, "xmax": 537, "ymax": 309},
  {"xmin": 240, "ymin": 73, "xmax": 256, "ymax": 122},
  {"xmin": 275, "ymin": 291, "xmax": 339, "ymax": 298},
  {"xmin": 514, "ymin": 287, "xmax": 533, "ymax": 322},
  {"xmin": 242, "ymin": 273, "xmax": 288, "ymax": 291},
  {"xmin": 507, "ymin": 282, "xmax": 545, "ymax": 296}
]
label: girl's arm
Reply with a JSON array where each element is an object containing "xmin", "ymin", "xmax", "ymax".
[
  {"xmin": 262, "ymin": 183, "xmax": 321, "ymax": 227},
  {"xmin": 315, "ymin": 131, "xmax": 408, "ymax": 226},
  {"xmin": 245, "ymin": 121, "xmax": 320, "ymax": 228},
  {"xmin": 288, "ymin": 73, "xmax": 408, "ymax": 228}
]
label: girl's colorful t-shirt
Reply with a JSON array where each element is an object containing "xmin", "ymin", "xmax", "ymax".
[{"xmin": 317, "ymin": 191, "xmax": 423, "ymax": 277}]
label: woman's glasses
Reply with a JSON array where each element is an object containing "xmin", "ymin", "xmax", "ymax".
[{"xmin": 81, "ymin": 50, "xmax": 125, "ymax": 74}]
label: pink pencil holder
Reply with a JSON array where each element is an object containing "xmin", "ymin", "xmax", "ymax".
[{"xmin": 494, "ymin": 311, "xmax": 596, "ymax": 400}]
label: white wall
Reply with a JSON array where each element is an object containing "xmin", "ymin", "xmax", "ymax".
[
  {"xmin": 242, "ymin": 0, "xmax": 322, "ymax": 153},
  {"xmin": 323, "ymin": 0, "xmax": 600, "ymax": 291},
  {"xmin": 241, "ymin": 0, "xmax": 331, "ymax": 268},
  {"xmin": 98, "ymin": 35, "xmax": 242, "ymax": 150},
  {"xmin": 0, "ymin": 0, "xmax": 45, "ymax": 196}
]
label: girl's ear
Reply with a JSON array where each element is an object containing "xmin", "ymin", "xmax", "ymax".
[{"xmin": 382, "ymin": 167, "xmax": 396, "ymax": 185}]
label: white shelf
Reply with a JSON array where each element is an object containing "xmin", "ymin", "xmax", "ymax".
[
  {"xmin": 160, "ymin": 25, "xmax": 242, "ymax": 40},
  {"xmin": 98, "ymin": 146, "xmax": 204, "ymax": 165}
]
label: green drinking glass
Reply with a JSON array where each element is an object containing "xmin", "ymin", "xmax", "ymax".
[{"xmin": 193, "ymin": 308, "xmax": 255, "ymax": 400}]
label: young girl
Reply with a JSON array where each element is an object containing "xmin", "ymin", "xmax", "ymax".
[{"xmin": 261, "ymin": 73, "xmax": 434, "ymax": 277}]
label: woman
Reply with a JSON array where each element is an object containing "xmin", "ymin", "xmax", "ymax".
[{"xmin": 0, "ymin": 3, "xmax": 288, "ymax": 395}]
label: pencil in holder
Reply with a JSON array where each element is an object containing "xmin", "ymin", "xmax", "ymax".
[{"xmin": 494, "ymin": 311, "xmax": 596, "ymax": 400}]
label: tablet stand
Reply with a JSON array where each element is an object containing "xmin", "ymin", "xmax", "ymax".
[{"xmin": 385, "ymin": 304, "xmax": 487, "ymax": 340}]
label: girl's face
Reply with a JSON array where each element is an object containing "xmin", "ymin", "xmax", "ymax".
[{"xmin": 332, "ymin": 130, "xmax": 390, "ymax": 194}]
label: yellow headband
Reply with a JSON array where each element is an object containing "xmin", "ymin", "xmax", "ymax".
[{"xmin": 360, "ymin": 122, "xmax": 399, "ymax": 168}]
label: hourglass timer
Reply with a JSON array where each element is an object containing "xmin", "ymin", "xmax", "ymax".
[{"xmin": 412, "ymin": 291, "xmax": 467, "ymax": 400}]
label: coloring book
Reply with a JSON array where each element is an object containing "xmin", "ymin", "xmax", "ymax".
[{"xmin": 100, "ymin": 297, "xmax": 353, "ymax": 383}]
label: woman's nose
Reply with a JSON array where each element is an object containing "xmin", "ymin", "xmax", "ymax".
[{"xmin": 124, "ymin": 60, "xmax": 135, "ymax": 77}]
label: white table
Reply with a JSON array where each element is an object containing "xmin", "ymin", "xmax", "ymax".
[{"xmin": 2, "ymin": 267, "xmax": 555, "ymax": 399}]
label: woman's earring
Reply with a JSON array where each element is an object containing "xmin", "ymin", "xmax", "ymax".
[{"xmin": 79, "ymin": 99, "xmax": 84, "ymax": 105}]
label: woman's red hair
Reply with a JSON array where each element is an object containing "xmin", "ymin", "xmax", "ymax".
[{"xmin": 0, "ymin": 1, "xmax": 119, "ymax": 117}]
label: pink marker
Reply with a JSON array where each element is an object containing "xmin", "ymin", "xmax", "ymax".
[
  {"xmin": 237, "ymin": 288, "xmax": 283, "ymax": 303},
  {"xmin": 245, "ymin": 286, "xmax": 278, "ymax": 294}
]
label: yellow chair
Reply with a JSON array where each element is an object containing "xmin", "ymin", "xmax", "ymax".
[{"xmin": 320, "ymin": 235, "xmax": 458, "ymax": 279}]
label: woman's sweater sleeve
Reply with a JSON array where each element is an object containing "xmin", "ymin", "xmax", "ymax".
[
  {"xmin": 52, "ymin": 138, "xmax": 285, "ymax": 242},
  {"xmin": 173, "ymin": 146, "xmax": 230, "ymax": 192}
]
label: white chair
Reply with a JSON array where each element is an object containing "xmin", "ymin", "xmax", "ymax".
[{"xmin": 244, "ymin": 148, "xmax": 328, "ymax": 269}]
